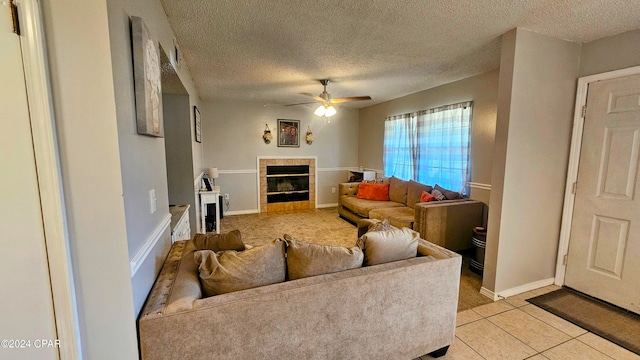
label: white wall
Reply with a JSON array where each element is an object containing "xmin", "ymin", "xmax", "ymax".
[
  {"xmin": 41, "ymin": 0, "xmax": 139, "ymax": 358},
  {"xmin": 579, "ymin": 28, "xmax": 640, "ymax": 77},
  {"xmin": 357, "ymin": 70, "xmax": 500, "ymax": 206},
  {"xmin": 106, "ymin": 0, "xmax": 202, "ymax": 315},
  {"xmin": 484, "ymin": 28, "xmax": 581, "ymax": 295},
  {"xmin": 201, "ymin": 101, "xmax": 359, "ymax": 212}
]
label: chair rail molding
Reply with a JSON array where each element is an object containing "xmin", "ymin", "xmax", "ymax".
[{"xmin": 130, "ymin": 214, "xmax": 171, "ymax": 276}]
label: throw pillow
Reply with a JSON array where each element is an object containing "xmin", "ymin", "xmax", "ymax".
[
  {"xmin": 431, "ymin": 189, "xmax": 446, "ymax": 201},
  {"xmin": 367, "ymin": 218, "xmax": 391, "ymax": 232},
  {"xmin": 406, "ymin": 180, "xmax": 433, "ymax": 208},
  {"xmin": 420, "ymin": 190, "xmax": 436, "ymax": 203},
  {"xmin": 192, "ymin": 229, "xmax": 245, "ymax": 252},
  {"xmin": 356, "ymin": 183, "xmax": 390, "ymax": 201},
  {"xmin": 357, "ymin": 227, "xmax": 419, "ymax": 266},
  {"xmin": 194, "ymin": 239, "xmax": 286, "ymax": 297},
  {"xmin": 434, "ymin": 184, "xmax": 462, "ymax": 200},
  {"xmin": 284, "ymin": 236, "xmax": 363, "ymax": 280},
  {"xmin": 388, "ymin": 176, "xmax": 409, "ymax": 204}
]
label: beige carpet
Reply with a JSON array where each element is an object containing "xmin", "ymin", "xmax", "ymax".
[{"xmin": 220, "ymin": 207, "xmax": 491, "ymax": 312}]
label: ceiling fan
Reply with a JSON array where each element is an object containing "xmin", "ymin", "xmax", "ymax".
[{"xmin": 287, "ymin": 79, "xmax": 372, "ymax": 118}]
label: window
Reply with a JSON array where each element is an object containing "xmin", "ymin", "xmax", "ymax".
[{"xmin": 383, "ymin": 101, "xmax": 472, "ymax": 194}]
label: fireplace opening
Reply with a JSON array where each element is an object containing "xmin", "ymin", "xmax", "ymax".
[{"xmin": 266, "ymin": 165, "xmax": 310, "ymax": 204}]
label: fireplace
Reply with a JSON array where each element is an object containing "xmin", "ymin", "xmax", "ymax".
[{"xmin": 259, "ymin": 158, "xmax": 316, "ymax": 212}]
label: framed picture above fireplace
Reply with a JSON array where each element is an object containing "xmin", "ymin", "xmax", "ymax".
[{"xmin": 277, "ymin": 119, "xmax": 300, "ymax": 147}]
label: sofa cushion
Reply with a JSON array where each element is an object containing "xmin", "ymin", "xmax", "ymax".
[
  {"xmin": 434, "ymin": 184, "xmax": 462, "ymax": 200},
  {"xmin": 357, "ymin": 183, "xmax": 390, "ymax": 201},
  {"xmin": 420, "ymin": 190, "xmax": 436, "ymax": 203},
  {"xmin": 284, "ymin": 236, "xmax": 363, "ymax": 280},
  {"xmin": 341, "ymin": 196, "xmax": 405, "ymax": 217},
  {"xmin": 407, "ymin": 180, "xmax": 433, "ymax": 208},
  {"xmin": 369, "ymin": 207, "xmax": 415, "ymax": 229},
  {"xmin": 357, "ymin": 226, "xmax": 419, "ymax": 266},
  {"xmin": 192, "ymin": 229, "xmax": 245, "ymax": 252},
  {"xmin": 388, "ymin": 176, "xmax": 409, "ymax": 204},
  {"xmin": 194, "ymin": 239, "xmax": 286, "ymax": 296}
]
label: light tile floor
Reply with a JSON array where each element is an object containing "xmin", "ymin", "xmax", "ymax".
[{"xmin": 418, "ymin": 285, "xmax": 640, "ymax": 360}]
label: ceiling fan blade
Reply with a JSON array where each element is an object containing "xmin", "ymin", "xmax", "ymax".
[
  {"xmin": 301, "ymin": 93, "xmax": 326, "ymax": 102},
  {"xmin": 284, "ymin": 101, "xmax": 318, "ymax": 107},
  {"xmin": 330, "ymin": 96, "xmax": 372, "ymax": 104}
]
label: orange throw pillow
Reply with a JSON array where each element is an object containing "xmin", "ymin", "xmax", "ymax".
[
  {"xmin": 357, "ymin": 183, "xmax": 390, "ymax": 201},
  {"xmin": 420, "ymin": 190, "xmax": 436, "ymax": 203}
]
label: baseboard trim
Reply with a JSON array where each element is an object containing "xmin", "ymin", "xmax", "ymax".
[
  {"xmin": 497, "ymin": 278, "xmax": 556, "ymax": 299},
  {"xmin": 481, "ymin": 277, "xmax": 556, "ymax": 301},
  {"xmin": 480, "ymin": 287, "xmax": 498, "ymax": 301},
  {"xmin": 130, "ymin": 214, "xmax": 171, "ymax": 277},
  {"xmin": 225, "ymin": 209, "xmax": 259, "ymax": 216},
  {"xmin": 317, "ymin": 203, "xmax": 338, "ymax": 208}
]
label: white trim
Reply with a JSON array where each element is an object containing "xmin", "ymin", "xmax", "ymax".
[
  {"xmin": 317, "ymin": 203, "xmax": 338, "ymax": 208},
  {"xmin": 555, "ymin": 65, "xmax": 640, "ymax": 286},
  {"xmin": 19, "ymin": 1, "xmax": 82, "ymax": 358},
  {"xmin": 470, "ymin": 182, "xmax": 491, "ymax": 191},
  {"xmin": 130, "ymin": 214, "xmax": 171, "ymax": 277},
  {"xmin": 318, "ymin": 167, "xmax": 354, "ymax": 172},
  {"xmin": 480, "ymin": 287, "xmax": 498, "ymax": 301},
  {"xmin": 480, "ymin": 278, "xmax": 555, "ymax": 301},
  {"xmin": 225, "ymin": 209, "xmax": 259, "ymax": 216},
  {"xmin": 219, "ymin": 169, "xmax": 257, "ymax": 174},
  {"xmin": 497, "ymin": 278, "xmax": 555, "ymax": 299}
]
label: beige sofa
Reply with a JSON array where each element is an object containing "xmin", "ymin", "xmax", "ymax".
[
  {"xmin": 138, "ymin": 236, "xmax": 462, "ymax": 360},
  {"xmin": 339, "ymin": 181, "xmax": 484, "ymax": 251}
]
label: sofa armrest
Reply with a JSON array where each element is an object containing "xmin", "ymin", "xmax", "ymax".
[
  {"xmin": 413, "ymin": 200, "xmax": 484, "ymax": 251},
  {"xmin": 339, "ymin": 182, "xmax": 360, "ymax": 197}
]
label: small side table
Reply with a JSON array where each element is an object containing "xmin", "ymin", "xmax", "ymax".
[{"xmin": 199, "ymin": 190, "xmax": 220, "ymax": 234}]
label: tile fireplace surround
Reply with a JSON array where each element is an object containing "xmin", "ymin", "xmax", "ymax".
[{"xmin": 259, "ymin": 157, "xmax": 316, "ymax": 213}]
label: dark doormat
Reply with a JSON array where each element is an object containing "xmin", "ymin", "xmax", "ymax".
[{"xmin": 526, "ymin": 287, "xmax": 640, "ymax": 355}]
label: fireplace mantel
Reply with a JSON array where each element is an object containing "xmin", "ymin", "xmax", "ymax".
[{"xmin": 257, "ymin": 157, "xmax": 316, "ymax": 212}]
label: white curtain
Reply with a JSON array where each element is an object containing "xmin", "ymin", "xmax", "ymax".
[
  {"xmin": 416, "ymin": 102, "xmax": 472, "ymax": 193},
  {"xmin": 383, "ymin": 113, "xmax": 416, "ymax": 181},
  {"xmin": 383, "ymin": 101, "xmax": 472, "ymax": 194}
]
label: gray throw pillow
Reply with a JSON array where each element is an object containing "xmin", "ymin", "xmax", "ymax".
[
  {"xmin": 284, "ymin": 235, "xmax": 363, "ymax": 280},
  {"xmin": 434, "ymin": 184, "xmax": 462, "ymax": 200},
  {"xmin": 194, "ymin": 239, "xmax": 286, "ymax": 296},
  {"xmin": 192, "ymin": 229, "xmax": 245, "ymax": 252},
  {"xmin": 431, "ymin": 189, "xmax": 446, "ymax": 201},
  {"xmin": 358, "ymin": 227, "xmax": 420, "ymax": 266}
]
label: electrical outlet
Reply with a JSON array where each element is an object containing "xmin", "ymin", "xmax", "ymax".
[
  {"xmin": 224, "ymin": 193, "xmax": 229, "ymax": 200},
  {"xmin": 331, "ymin": 187, "xmax": 336, "ymax": 194},
  {"xmin": 149, "ymin": 189, "xmax": 156, "ymax": 214}
]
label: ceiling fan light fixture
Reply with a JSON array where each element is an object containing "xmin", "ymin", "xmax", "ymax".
[
  {"xmin": 314, "ymin": 105, "xmax": 326, "ymax": 116},
  {"xmin": 325, "ymin": 105, "xmax": 336, "ymax": 117}
]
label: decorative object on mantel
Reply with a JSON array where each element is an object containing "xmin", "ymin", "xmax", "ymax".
[
  {"xmin": 131, "ymin": 16, "xmax": 164, "ymax": 137},
  {"xmin": 305, "ymin": 126, "xmax": 314, "ymax": 145},
  {"xmin": 278, "ymin": 119, "xmax": 300, "ymax": 147},
  {"xmin": 262, "ymin": 124, "xmax": 272, "ymax": 144},
  {"xmin": 194, "ymin": 106, "xmax": 201, "ymax": 143}
]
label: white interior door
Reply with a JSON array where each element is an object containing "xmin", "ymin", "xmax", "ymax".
[
  {"xmin": 0, "ymin": 4, "xmax": 59, "ymax": 359},
  {"xmin": 564, "ymin": 74, "xmax": 640, "ymax": 314}
]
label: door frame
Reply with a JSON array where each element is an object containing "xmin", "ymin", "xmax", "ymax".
[
  {"xmin": 555, "ymin": 65, "xmax": 640, "ymax": 286},
  {"xmin": 17, "ymin": 1, "xmax": 82, "ymax": 358}
]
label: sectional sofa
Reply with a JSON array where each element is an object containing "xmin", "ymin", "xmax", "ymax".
[
  {"xmin": 339, "ymin": 178, "xmax": 484, "ymax": 251},
  {"xmin": 138, "ymin": 230, "xmax": 462, "ymax": 360}
]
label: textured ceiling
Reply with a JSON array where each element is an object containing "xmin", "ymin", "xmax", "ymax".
[{"xmin": 160, "ymin": 0, "xmax": 640, "ymax": 108}]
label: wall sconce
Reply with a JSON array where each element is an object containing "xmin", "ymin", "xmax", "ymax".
[
  {"xmin": 262, "ymin": 124, "xmax": 273, "ymax": 144},
  {"xmin": 305, "ymin": 126, "xmax": 314, "ymax": 145}
]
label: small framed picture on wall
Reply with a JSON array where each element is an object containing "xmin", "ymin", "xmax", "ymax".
[
  {"xmin": 194, "ymin": 106, "xmax": 201, "ymax": 143},
  {"xmin": 277, "ymin": 119, "xmax": 300, "ymax": 147}
]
